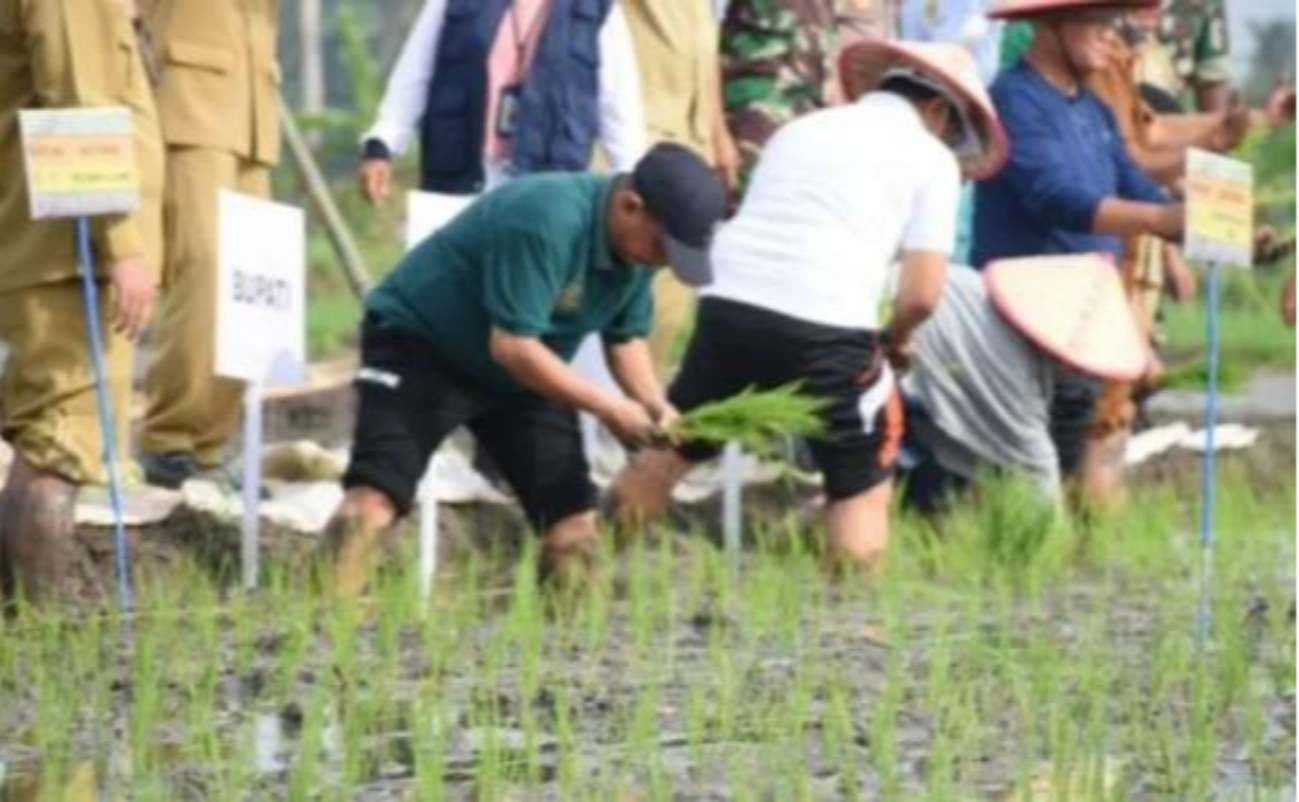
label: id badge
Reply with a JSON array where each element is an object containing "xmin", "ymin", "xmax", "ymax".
[{"xmin": 496, "ymin": 85, "xmax": 522, "ymax": 140}]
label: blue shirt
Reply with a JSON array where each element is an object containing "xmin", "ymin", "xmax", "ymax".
[{"xmin": 971, "ymin": 60, "xmax": 1166, "ymax": 268}]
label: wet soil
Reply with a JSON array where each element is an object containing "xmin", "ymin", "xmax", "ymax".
[
  {"xmin": 0, "ymin": 401, "xmax": 1294, "ymax": 799},
  {"xmin": 1, "ymin": 543, "xmax": 1293, "ymax": 800}
]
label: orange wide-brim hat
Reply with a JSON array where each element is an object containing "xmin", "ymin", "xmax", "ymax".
[
  {"xmin": 985, "ymin": 254, "xmax": 1152, "ymax": 381},
  {"xmin": 839, "ymin": 39, "xmax": 1009, "ymax": 180},
  {"xmin": 987, "ymin": 0, "xmax": 1159, "ymax": 21}
]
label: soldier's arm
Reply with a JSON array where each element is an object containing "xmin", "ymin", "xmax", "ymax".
[{"xmin": 21, "ymin": 0, "xmax": 146, "ymax": 262}]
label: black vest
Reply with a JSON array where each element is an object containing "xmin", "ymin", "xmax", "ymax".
[{"xmin": 419, "ymin": 0, "xmax": 613, "ymax": 194}]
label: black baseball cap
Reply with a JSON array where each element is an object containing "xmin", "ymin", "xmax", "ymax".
[{"xmin": 632, "ymin": 143, "xmax": 727, "ymax": 287}]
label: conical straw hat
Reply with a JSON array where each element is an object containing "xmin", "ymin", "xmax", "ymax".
[
  {"xmin": 985, "ymin": 254, "xmax": 1152, "ymax": 381},
  {"xmin": 839, "ymin": 39, "xmax": 1008, "ymax": 180},
  {"xmin": 987, "ymin": 0, "xmax": 1158, "ymax": 21}
]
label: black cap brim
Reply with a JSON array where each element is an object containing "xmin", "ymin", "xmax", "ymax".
[{"xmin": 666, "ymin": 236, "xmax": 713, "ymax": 287}]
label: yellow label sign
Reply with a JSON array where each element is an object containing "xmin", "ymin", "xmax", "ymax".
[
  {"xmin": 1185, "ymin": 149, "xmax": 1254, "ymax": 268},
  {"xmin": 19, "ymin": 108, "xmax": 140, "ymax": 219}
]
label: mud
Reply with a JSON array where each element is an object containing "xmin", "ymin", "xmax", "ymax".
[
  {"xmin": 1, "ymin": 555, "xmax": 1294, "ymax": 800},
  {"xmin": 0, "ymin": 380, "xmax": 1293, "ymax": 798}
]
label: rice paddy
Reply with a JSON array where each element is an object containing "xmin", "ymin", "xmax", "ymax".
[{"xmin": 0, "ymin": 453, "xmax": 1293, "ymax": 799}]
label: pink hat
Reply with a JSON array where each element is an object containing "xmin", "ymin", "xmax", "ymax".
[
  {"xmin": 987, "ymin": 0, "xmax": 1159, "ymax": 21},
  {"xmin": 985, "ymin": 254, "xmax": 1152, "ymax": 381},
  {"xmin": 839, "ymin": 39, "xmax": 1009, "ymax": 180}
]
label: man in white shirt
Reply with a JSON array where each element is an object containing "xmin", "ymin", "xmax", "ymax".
[
  {"xmin": 356, "ymin": 0, "xmax": 647, "ymax": 201},
  {"xmin": 611, "ymin": 41, "xmax": 1008, "ymax": 575}
]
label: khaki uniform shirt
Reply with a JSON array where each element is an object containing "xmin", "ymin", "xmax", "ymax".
[
  {"xmin": 622, "ymin": 0, "xmax": 720, "ymax": 162},
  {"xmin": 0, "ymin": 0, "xmax": 164, "ymax": 293},
  {"xmin": 140, "ymin": 0, "xmax": 280, "ymax": 165}
]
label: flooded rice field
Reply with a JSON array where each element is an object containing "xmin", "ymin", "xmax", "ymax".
[{"xmin": 0, "ymin": 452, "xmax": 1294, "ymax": 800}]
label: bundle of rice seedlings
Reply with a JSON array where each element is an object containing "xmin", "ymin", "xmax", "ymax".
[{"xmin": 671, "ymin": 383, "xmax": 827, "ymax": 456}]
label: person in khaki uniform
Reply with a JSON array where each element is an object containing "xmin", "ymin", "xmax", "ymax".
[
  {"xmin": 0, "ymin": 0, "xmax": 164, "ymax": 604},
  {"xmin": 137, "ymin": 0, "xmax": 280, "ymax": 488},
  {"xmin": 622, "ymin": 0, "xmax": 737, "ymax": 372}
]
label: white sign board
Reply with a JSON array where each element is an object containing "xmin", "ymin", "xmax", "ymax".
[
  {"xmin": 1184, "ymin": 148, "xmax": 1254, "ymax": 268},
  {"xmin": 215, "ymin": 191, "xmax": 307, "ymax": 386},
  {"xmin": 406, "ymin": 191, "xmax": 473, "ymax": 251},
  {"xmin": 19, "ymin": 107, "xmax": 140, "ymax": 219}
]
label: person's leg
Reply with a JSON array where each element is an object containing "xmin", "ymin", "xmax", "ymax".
[
  {"xmin": 805, "ymin": 335, "xmax": 905, "ymax": 576},
  {"xmin": 896, "ymin": 405, "xmax": 974, "ymax": 516},
  {"xmin": 825, "ymin": 480, "xmax": 893, "ymax": 575},
  {"xmin": 1049, "ymin": 368, "xmax": 1102, "ymax": 479},
  {"xmin": 898, "ymin": 448, "xmax": 957, "ymax": 516},
  {"xmin": 470, "ymin": 397, "xmax": 601, "ymax": 588},
  {"xmin": 0, "ymin": 282, "xmax": 121, "ymax": 606},
  {"xmin": 0, "ymin": 453, "xmax": 84, "ymax": 607},
  {"xmin": 140, "ymin": 147, "xmax": 244, "ymax": 481},
  {"xmin": 1073, "ymin": 378, "xmax": 1136, "ymax": 513},
  {"xmin": 323, "ymin": 486, "xmax": 402, "ymax": 600},
  {"xmin": 537, "ymin": 510, "xmax": 601, "ymax": 592},
  {"xmin": 322, "ymin": 317, "xmax": 474, "ymax": 599},
  {"xmin": 611, "ymin": 448, "xmax": 697, "ymax": 530},
  {"xmin": 186, "ymin": 158, "xmax": 274, "ymax": 465}
]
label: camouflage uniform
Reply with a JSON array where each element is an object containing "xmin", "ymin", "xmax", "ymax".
[
  {"xmin": 720, "ymin": 0, "xmax": 838, "ymax": 191},
  {"xmin": 1154, "ymin": 0, "xmax": 1230, "ymax": 107}
]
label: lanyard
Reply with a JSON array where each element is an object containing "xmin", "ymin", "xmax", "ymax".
[{"xmin": 507, "ymin": 0, "xmax": 552, "ymax": 83}]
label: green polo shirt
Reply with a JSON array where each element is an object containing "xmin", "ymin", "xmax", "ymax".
[{"xmin": 366, "ymin": 173, "xmax": 655, "ymax": 394}]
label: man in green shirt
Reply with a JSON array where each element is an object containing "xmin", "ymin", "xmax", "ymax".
[{"xmin": 325, "ymin": 144, "xmax": 727, "ymax": 598}]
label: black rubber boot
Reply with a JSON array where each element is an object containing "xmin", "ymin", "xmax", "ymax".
[{"xmin": 140, "ymin": 450, "xmax": 198, "ymax": 490}]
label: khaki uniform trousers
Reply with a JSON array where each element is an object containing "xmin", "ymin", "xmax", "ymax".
[
  {"xmin": 141, "ymin": 146, "xmax": 271, "ymax": 466},
  {"xmin": 622, "ymin": 0, "xmax": 719, "ymax": 375},
  {"xmin": 0, "ymin": 281, "xmax": 132, "ymax": 484}
]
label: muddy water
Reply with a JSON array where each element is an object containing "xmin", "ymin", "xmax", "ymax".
[
  {"xmin": 2, "ymin": 435, "xmax": 1295, "ymax": 799},
  {"xmin": 1, "ymin": 576, "xmax": 1294, "ymax": 800}
]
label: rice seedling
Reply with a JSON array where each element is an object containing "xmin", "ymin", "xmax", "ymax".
[
  {"xmin": 671, "ymin": 383, "xmax": 827, "ymax": 455},
  {"xmin": 0, "ymin": 429, "xmax": 1292, "ymax": 799}
]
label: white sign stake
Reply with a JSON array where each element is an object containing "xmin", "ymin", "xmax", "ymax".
[
  {"xmin": 215, "ymin": 192, "xmax": 307, "ymax": 591},
  {"xmin": 418, "ymin": 473, "xmax": 439, "ymax": 602},
  {"xmin": 241, "ymin": 382, "xmax": 265, "ymax": 590},
  {"xmin": 721, "ymin": 443, "xmax": 744, "ymax": 565},
  {"xmin": 1183, "ymin": 148, "xmax": 1254, "ymax": 644},
  {"xmin": 406, "ymin": 192, "xmax": 476, "ymax": 601}
]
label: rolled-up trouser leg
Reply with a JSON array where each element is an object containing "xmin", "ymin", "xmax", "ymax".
[{"xmin": 0, "ymin": 279, "xmax": 129, "ymax": 606}]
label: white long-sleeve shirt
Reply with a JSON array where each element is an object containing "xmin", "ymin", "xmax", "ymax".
[{"xmin": 363, "ymin": 0, "xmax": 647, "ymax": 178}]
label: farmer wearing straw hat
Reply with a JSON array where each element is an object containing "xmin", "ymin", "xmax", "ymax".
[
  {"xmin": 971, "ymin": 0, "xmax": 1182, "ymax": 270},
  {"xmin": 970, "ymin": 0, "xmax": 1183, "ymax": 503},
  {"xmin": 0, "ymin": 0, "xmax": 164, "ymax": 606},
  {"xmin": 612, "ymin": 41, "xmax": 1008, "ymax": 574},
  {"xmin": 901, "ymin": 255, "xmax": 1152, "ymax": 512}
]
